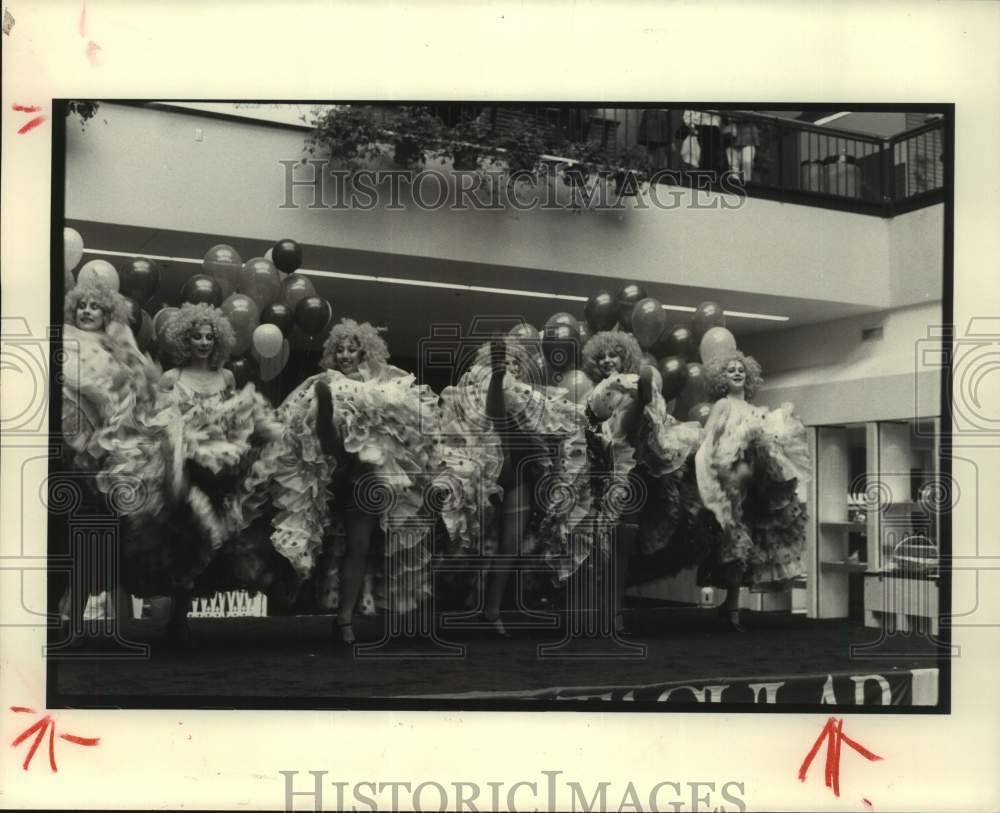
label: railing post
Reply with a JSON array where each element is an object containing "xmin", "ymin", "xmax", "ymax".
[
  {"xmin": 776, "ymin": 119, "xmax": 784, "ymax": 198},
  {"xmin": 880, "ymin": 138, "xmax": 894, "ymax": 216}
]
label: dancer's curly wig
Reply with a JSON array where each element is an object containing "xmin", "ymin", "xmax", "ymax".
[
  {"xmin": 320, "ymin": 318, "xmax": 389, "ymax": 372},
  {"xmin": 704, "ymin": 350, "xmax": 764, "ymax": 400},
  {"xmin": 582, "ymin": 330, "xmax": 644, "ymax": 380},
  {"xmin": 162, "ymin": 303, "xmax": 236, "ymax": 369},
  {"xmin": 64, "ymin": 281, "xmax": 129, "ymax": 329}
]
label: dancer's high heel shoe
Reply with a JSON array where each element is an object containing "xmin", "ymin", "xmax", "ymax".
[
  {"xmin": 333, "ymin": 618, "xmax": 357, "ymax": 647},
  {"xmin": 482, "ymin": 610, "xmax": 510, "ymax": 639}
]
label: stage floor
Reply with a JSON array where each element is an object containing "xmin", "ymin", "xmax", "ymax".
[{"xmin": 49, "ymin": 607, "xmax": 946, "ymax": 707}]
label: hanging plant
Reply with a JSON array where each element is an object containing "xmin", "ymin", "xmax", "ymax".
[
  {"xmin": 66, "ymin": 101, "xmax": 101, "ymax": 131},
  {"xmin": 387, "ymin": 106, "xmax": 444, "ymax": 168},
  {"xmin": 305, "ymin": 105, "xmax": 385, "ymax": 170}
]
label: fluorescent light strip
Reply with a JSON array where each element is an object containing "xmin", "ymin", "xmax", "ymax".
[{"xmin": 80, "ymin": 248, "xmax": 788, "ymax": 321}]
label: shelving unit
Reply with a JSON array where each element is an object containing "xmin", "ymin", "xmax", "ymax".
[{"xmin": 809, "ymin": 417, "xmax": 941, "ymax": 629}]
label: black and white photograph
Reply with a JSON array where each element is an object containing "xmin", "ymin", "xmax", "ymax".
[
  {"xmin": 48, "ymin": 100, "xmax": 950, "ymax": 710},
  {"xmin": 3, "ymin": 4, "xmax": 999, "ymax": 812}
]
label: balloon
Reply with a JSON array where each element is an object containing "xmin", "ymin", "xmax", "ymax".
[
  {"xmin": 271, "ymin": 239, "xmax": 303, "ymax": 274},
  {"xmin": 77, "ymin": 259, "xmax": 119, "ymax": 291},
  {"xmin": 119, "ymin": 257, "xmax": 160, "ymax": 304},
  {"xmin": 542, "ymin": 322, "xmax": 581, "ymax": 372},
  {"xmin": 264, "ymin": 247, "xmax": 274, "ymax": 262},
  {"xmin": 281, "ymin": 273, "xmax": 316, "ymax": 310},
  {"xmin": 616, "ymin": 283, "xmax": 647, "ymax": 332},
  {"xmin": 153, "ymin": 306, "xmax": 179, "ymax": 339},
  {"xmin": 577, "ymin": 322, "xmax": 592, "ymax": 346},
  {"xmin": 237, "ymin": 257, "xmax": 283, "ymax": 309},
  {"xmin": 64, "ymin": 268, "xmax": 75, "ymax": 292},
  {"xmin": 687, "ymin": 401, "xmax": 713, "ymax": 427},
  {"xmin": 551, "ymin": 368, "xmax": 594, "ymax": 402},
  {"xmin": 684, "ymin": 362, "xmax": 708, "ymax": 401},
  {"xmin": 692, "ymin": 300, "xmax": 726, "ymax": 339},
  {"xmin": 260, "ymin": 301, "xmax": 294, "ymax": 335},
  {"xmin": 545, "ymin": 311, "xmax": 580, "ymax": 331},
  {"xmin": 674, "ymin": 362, "xmax": 709, "ymax": 420},
  {"xmin": 699, "ymin": 326, "xmax": 738, "ymax": 364},
  {"xmin": 658, "ymin": 356, "xmax": 689, "ymax": 401},
  {"xmin": 180, "ymin": 273, "xmax": 223, "ymax": 307},
  {"xmin": 256, "ymin": 339, "xmax": 290, "ymax": 382},
  {"xmin": 584, "ymin": 290, "xmax": 618, "ymax": 333},
  {"xmin": 252, "ymin": 323, "xmax": 284, "ymax": 359},
  {"xmin": 202, "ymin": 244, "xmax": 243, "ymax": 299},
  {"xmin": 64, "ymin": 228, "xmax": 84, "ymax": 273},
  {"xmin": 631, "ymin": 297, "xmax": 668, "ymax": 350},
  {"xmin": 221, "ymin": 293, "xmax": 260, "ymax": 357},
  {"xmin": 661, "ymin": 324, "xmax": 697, "ymax": 362},
  {"xmin": 227, "ymin": 355, "xmax": 259, "ymax": 389},
  {"xmin": 121, "ymin": 296, "xmax": 143, "ymax": 334},
  {"xmin": 294, "ymin": 296, "xmax": 330, "ymax": 336},
  {"xmin": 508, "ymin": 323, "xmax": 541, "ymax": 342},
  {"xmin": 136, "ymin": 310, "xmax": 155, "ymax": 353}
]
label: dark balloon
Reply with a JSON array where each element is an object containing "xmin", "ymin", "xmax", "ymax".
[
  {"xmin": 294, "ymin": 295, "xmax": 330, "ymax": 336},
  {"xmin": 272, "ymin": 239, "xmax": 303, "ymax": 274},
  {"xmin": 687, "ymin": 401, "xmax": 714, "ymax": 427},
  {"xmin": 227, "ymin": 355, "xmax": 259, "ymax": 388},
  {"xmin": 684, "ymin": 362, "xmax": 708, "ymax": 400},
  {"xmin": 616, "ymin": 283, "xmax": 647, "ymax": 332},
  {"xmin": 180, "ymin": 273, "xmax": 223, "ymax": 307},
  {"xmin": 661, "ymin": 324, "xmax": 697, "ymax": 362},
  {"xmin": 584, "ymin": 290, "xmax": 618, "ymax": 333},
  {"xmin": 260, "ymin": 302, "xmax": 294, "ymax": 335},
  {"xmin": 631, "ymin": 297, "xmax": 667, "ymax": 350},
  {"xmin": 120, "ymin": 257, "xmax": 160, "ymax": 304},
  {"xmin": 545, "ymin": 311, "xmax": 580, "ymax": 331},
  {"xmin": 691, "ymin": 300, "xmax": 726, "ymax": 339},
  {"xmin": 658, "ymin": 356, "xmax": 689, "ymax": 401},
  {"xmin": 542, "ymin": 322, "xmax": 581, "ymax": 372},
  {"xmin": 122, "ymin": 296, "xmax": 143, "ymax": 334}
]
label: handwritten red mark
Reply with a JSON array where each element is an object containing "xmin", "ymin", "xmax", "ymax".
[
  {"xmin": 12, "ymin": 104, "xmax": 48, "ymax": 134},
  {"xmin": 9, "ymin": 706, "xmax": 99, "ymax": 771},
  {"xmin": 79, "ymin": 4, "xmax": 87, "ymax": 37},
  {"xmin": 799, "ymin": 717, "xmax": 882, "ymax": 797},
  {"xmin": 85, "ymin": 40, "xmax": 103, "ymax": 67},
  {"xmin": 863, "ymin": 799, "xmax": 873, "ymax": 808}
]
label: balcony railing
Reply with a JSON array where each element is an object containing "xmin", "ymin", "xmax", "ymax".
[{"xmin": 425, "ymin": 105, "xmax": 947, "ymax": 216}]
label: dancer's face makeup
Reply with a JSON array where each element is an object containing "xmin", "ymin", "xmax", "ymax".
[
  {"xmin": 75, "ymin": 299, "xmax": 105, "ymax": 332},
  {"xmin": 598, "ymin": 350, "xmax": 623, "ymax": 378},
  {"xmin": 189, "ymin": 323, "xmax": 215, "ymax": 361},
  {"xmin": 334, "ymin": 339, "xmax": 362, "ymax": 375},
  {"xmin": 725, "ymin": 360, "xmax": 746, "ymax": 392}
]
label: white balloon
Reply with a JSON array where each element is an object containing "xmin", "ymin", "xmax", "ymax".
[
  {"xmin": 64, "ymin": 228, "xmax": 84, "ymax": 273},
  {"xmin": 77, "ymin": 259, "xmax": 120, "ymax": 291}
]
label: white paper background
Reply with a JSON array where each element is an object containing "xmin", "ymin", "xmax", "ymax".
[{"xmin": 2, "ymin": 1, "xmax": 999, "ymax": 810}]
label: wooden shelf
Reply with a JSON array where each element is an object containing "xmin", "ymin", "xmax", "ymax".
[{"xmin": 821, "ymin": 560, "xmax": 869, "ymax": 573}]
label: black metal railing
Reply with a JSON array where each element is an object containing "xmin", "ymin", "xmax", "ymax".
[{"xmin": 423, "ymin": 104, "xmax": 946, "ymax": 216}]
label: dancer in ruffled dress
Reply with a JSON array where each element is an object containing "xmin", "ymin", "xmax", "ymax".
[
  {"xmin": 435, "ymin": 329, "xmax": 590, "ymax": 635},
  {"xmin": 576, "ymin": 331, "xmax": 703, "ymax": 633},
  {"xmin": 695, "ymin": 351, "xmax": 810, "ymax": 631},
  {"xmin": 268, "ymin": 319, "xmax": 438, "ymax": 646},
  {"xmin": 97, "ymin": 302, "xmax": 288, "ymax": 643},
  {"xmin": 57, "ymin": 281, "xmax": 159, "ymax": 629}
]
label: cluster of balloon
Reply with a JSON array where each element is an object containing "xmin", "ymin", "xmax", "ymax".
[
  {"xmin": 542, "ymin": 312, "xmax": 582, "ymax": 374},
  {"xmin": 616, "ymin": 283, "xmax": 646, "ymax": 332}
]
